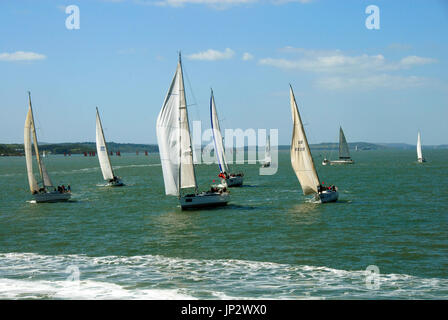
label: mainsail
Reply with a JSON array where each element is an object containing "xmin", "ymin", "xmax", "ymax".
[
  {"xmin": 338, "ymin": 127, "xmax": 351, "ymax": 160},
  {"xmin": 289, "ymin": 86, "xmax": 320, "ymax": 195},
  {"xmin": 156, "ymin": 54, "xmax": 197, "ymax": 196},
  {"xmin": 210, "ymin": 89, "xmax": 229, "ymax": 174},
  {"xmin": 24, "ymin": 92, "xmax": 53, "ymax": 193},
  {"xmin": 417, "ymin": 131, "xmax": 423, "ymax": 160},
  {"xmin": 96, "ymin": 108, "xmax": 114, "ymax": 180},
  {"xmin": 265, "ymin": 135, "xmax": 271, "ymax": 164}
]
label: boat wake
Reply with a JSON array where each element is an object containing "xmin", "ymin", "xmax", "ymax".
[{"xmin": 1, "ymin": 253, "xmax": 446, "ymax": 300}]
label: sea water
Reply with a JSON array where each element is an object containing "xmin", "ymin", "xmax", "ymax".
[{"xmin": 0, "ymin": 150, "xmax": 447, "ymax": 299}]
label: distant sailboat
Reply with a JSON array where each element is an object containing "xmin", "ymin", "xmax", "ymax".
[
  {"xmin": 289, "ymin": 85, "xmax": 338, "ymax": 203},
  {"xmin": 210, "ymin": 89, "xmax": 244, "ymax": 187},
  {"xmin": 156, "ymin": 54, "xmax": 230, "ymax": 209},
  {"xmin": 417, "ymin": 131, "xmax": 426, "ymax": 163},
  {"xmin": 96, "ymin": 107, "xmax": 124, "ymax": 186},
  {"xmin": 261, "ymin": 134, "xmax": 271, "ymax": 168},
  {"xmin": 322, "ymin": 127, "xmax": 354, "ymax": 165},
  {"xmin": 24, "ymin": 92, "xmax": 71, "ymax": 203}
]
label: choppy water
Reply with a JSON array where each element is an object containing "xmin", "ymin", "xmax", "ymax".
[{"xmin": 0, "ymin": 150, "xmax": 447, "ymax": 299}]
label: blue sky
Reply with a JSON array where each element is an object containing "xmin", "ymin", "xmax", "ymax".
[{"xmin": 1, "ymin": 0, "xmax": 447, "ymax": 145}]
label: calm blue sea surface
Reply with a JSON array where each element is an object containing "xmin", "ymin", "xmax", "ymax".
[{"xmin": 0, "ymin": 150, "xmax": 447, "ymax": 299}]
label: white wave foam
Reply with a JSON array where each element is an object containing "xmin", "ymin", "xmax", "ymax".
[
  {"xmin": 0, "ymin": 253, "xmax": 446, "ymax": 300},
  {"xmin": 0, "ymin": 278, "xmax": 194, "ymax": 300}
]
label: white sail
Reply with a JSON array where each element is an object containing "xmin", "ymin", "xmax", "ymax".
[
  {"xmin": 24, "ymin": 106, "xmax": 39, "ymax": 193},
  {"xmin": 24, "ymin": 93, "xmax": 53, "ymax": 192},
  {"xmin": 289, "ymin": 86, "xmax": 320, "ymax": 196},
  {"xmin": 265, "ymin": 135, "xmax": 271, "ymax": 164},
  {"xmin": 339, "ymin": 127, "xmax": 351, "ymax": 159},
  {"xmin": 178, "ymin": 58, "xmax": 197, "ymax": 191},
  {"xmin": 96, "ymin": 108, "xmax": 114, "ymax": 180},
  {"xmin": 156, "ymin": 56, "xmax": 197, "ymax": 196},
  {"xmin": 40, "ymin": 161, "xmax": 53, "ymax": 187},
  {"xmin": 210, "ymin": 89, "xmax": 229, "ymax": 174},
  {"xmin": 417, "ymin": 131, "xmax": 423, "ymax": 160}
]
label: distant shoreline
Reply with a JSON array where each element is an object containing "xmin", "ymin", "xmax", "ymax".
[{"xmin": 1, "ymin": 142, "xmax": 447, "ymax": 156}]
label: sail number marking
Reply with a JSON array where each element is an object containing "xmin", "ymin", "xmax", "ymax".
[{"xmin": 295, "ymin": 140, "xmax": 305, "ymax": 151}]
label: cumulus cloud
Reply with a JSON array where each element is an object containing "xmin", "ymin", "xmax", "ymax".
[
  {"xmin": 259, "ymin": 47, "xmax": 437, "ymax": 90},
  {"xmin": 399, "ymin": 55, "xmax": 437, "ymax": 67},
  {"xmin": 151, "ymin": 0, "xmax": 311, "ymax": 8},
  {"xmin": 153, "ymin": 0, "xmax": 257, "ymax": 7},
  {"xmin": 242, "ymin": 52, "xmax": 254, "ymax": 61},
  {"xmin": 316, "ymin": 74, "xmax": 430, "ymax": 90},
  {"xmin": 0, "ymin": 51, "xmax": 46, "ymax": 62},
  {"xmin": 187, "ymin": 48, "xmax": 235, "ymax": 61},
  {"xmin": 259, "ymin": 49, "xmax": 437, "ymax": 74}
]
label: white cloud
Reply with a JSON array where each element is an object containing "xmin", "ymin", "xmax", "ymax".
[
  {"xmin": 259, "ymin": 47, "xmax": 438, "ymax": 91},
  {"xmin": 187, "ymin": 48, "xmax": 235, "ymax": 61},
  {"xmin": 242, "ymin": 52, "xmax": 254, "ymax": 61},
  {"xmin": 259, "ymin": 54, "xmax": 388, "ymax": 73},
  {"xmin": 317, "ymin": 74, "xmax": 429, "ymax": 90},
  {"xmin": 400, "ymin": 55, "xmax": 437, "ymax": 67},
  {"xmin": 151, "ymin": 0, "xmax": 311, "ymax": 8},
  {"xmin": 153, "ymin": 0, "xmax": 257, "ymax": 7},
  {"xmin": 259, "ymin": 51, "xmax": 437, "ymax": 74},
  {"xmin": 0, "ymin": 51, "xmax": 46, "ymax": 62}
]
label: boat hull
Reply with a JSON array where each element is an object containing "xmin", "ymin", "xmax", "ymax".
[
  {"xmin": 32, "ymin": 192, "xmax": 71, "ymax": 203},
  {"xmin": 327, "ymin": 159, "xmax": 354, "ymax": 165},
  {"xmin": 261, "ymin": 162, "xmax": 271, "ymax": 168},
  {"xmin": 226, "ymin": 175, "xmax": 243, "ymax": 187},
  {"xmin": 317, "ymin": 190, "xmax": 339, "ymax": 203},
  {"xmin": 105, "ymin": 179, "xmax": 125, "ymax": 187},
  {"xmin": 418, "ymin": 158, "xmax": 426, "ymax": 163},
  {"xmin": 180, "ymin": 192, "xmax": 229, "ymax": 209}
]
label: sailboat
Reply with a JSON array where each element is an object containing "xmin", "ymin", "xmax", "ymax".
[
  {"xmin": 156, "ymin": 54, "xmax": 230, "ymax": 209},
  {"xmin": 96, "ymin": 107, "xmax": 124, "ymax": 186},
  {"xmin": 24, "ymin": 92, "xmax": 71, "ymax": 203},
  {"xmin": 322, "ymin": 126, "xmax": 354, "ymax": 165},
  {"xmin": 417, "ymin": 131, "xmax": 426, "ymax": 163},
  {"xmin": 210, "ymin": 89, "xmax": 244, "ymax": 187},
  {"xmin": 261, "ymin": 134, "xmax": 271, "ymax": 168},
  {"xmin": 289, "ymin": 85, "xmax": 338, "ymax": 203}
]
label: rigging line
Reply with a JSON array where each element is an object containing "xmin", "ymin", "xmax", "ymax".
[{"xmin": 182, "ymin": 62, "xmax": 202, "ymax": 124}]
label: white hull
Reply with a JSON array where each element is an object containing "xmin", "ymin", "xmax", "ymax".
[
  {"xmin": 323, "ymin": 159, "xmax": 354, "ymax": 165},
  {"xmin": 418, "ymin": 158, "xmax": 426, "ymax": 163},
  {"xmin": 226, "ymin": 175, "xmax": 243, "ymax": 187},
  {"xmin": 316, "ymin": 190, "xmax": 338, "ymax": 203},
  {"xmin": 32, "ymin": 191, "xmax": 71, "ymax": 203},
  {"xmin": 180, "ymin": 192, "xmax": 229, "ymax": 209}
]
